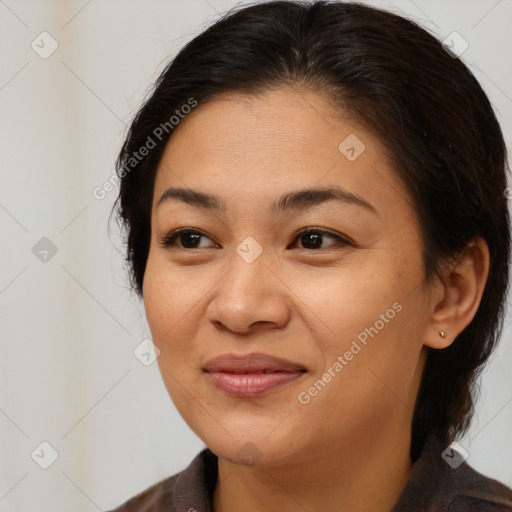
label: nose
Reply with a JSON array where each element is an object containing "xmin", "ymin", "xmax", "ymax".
[{"xmin": 205, "ymin": 249, "xmax": 291, "ymax": 335}]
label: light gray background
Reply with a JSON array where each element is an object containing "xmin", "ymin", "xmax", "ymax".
[{"xmin": 1, "ymin": 0, "xmax": 511, "ymax": 510}]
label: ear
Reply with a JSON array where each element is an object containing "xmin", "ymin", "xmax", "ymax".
[{"xmin": 424, "ymin": 237, "xmax": 490, "ymax": 350}]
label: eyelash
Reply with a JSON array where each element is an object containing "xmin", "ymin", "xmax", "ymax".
[{"xmin": 158, "ymin": 227, "xmax": 354, "ymax": 251}]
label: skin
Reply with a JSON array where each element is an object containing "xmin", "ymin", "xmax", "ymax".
[{"xmin": 143, "ymin": 86, "xmax": 490, "ymax": 512}]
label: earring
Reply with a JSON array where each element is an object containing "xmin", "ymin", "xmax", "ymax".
[{"xmin": 439, "ymin": 330, "xmax": 447, "ymax": 338}]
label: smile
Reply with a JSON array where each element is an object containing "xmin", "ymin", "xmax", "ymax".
[{"xmin": 203, "ymin": 352, "xmax": 307, "ymax": 397}]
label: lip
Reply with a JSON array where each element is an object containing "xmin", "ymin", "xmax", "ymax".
[{"xmin": 203, "ymin": 352, "xmax": 307, "ymax": 397}]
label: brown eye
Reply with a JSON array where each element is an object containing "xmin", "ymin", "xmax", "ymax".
[
  {"xmin": 159, "ymin": 227, "xmax": 352, "ymax": 251},
  {"xmin": 159, "ymin": 229, "xmax": 215, "ymax": 250},
  {"xmin": 291, "ymin": 229, "xmax": 351, "ymax": 250}
]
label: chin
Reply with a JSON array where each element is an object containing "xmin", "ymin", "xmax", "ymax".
[
  {"xmin": 195, "ymin": 422, "xmax": 303, "ymax": 468},
  {"xmin": 206, "ymin": 437, "xmax": 279, "ymax": 467},
  {"xmin": 167, "ymin": 384, "xmax": 308, "ymax": 466}
]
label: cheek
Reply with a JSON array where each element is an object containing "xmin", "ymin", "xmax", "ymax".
[
  {"xmin": 143, "ymin": 262, "xmax": 203, "ymax": 409},
  {"xmin": 143, "ymin": 264, "xmax": 170, "ymax": 339},
  {"xmin": 306, "ymin": 251, "xmax": 425, "ymax": 387},
  {"xmin": 143, "ymin": 258, "xmax": 198, "ymax": 353},
  {"xmin": 301, "ymin": 261, "xmax": 403, "ymax": 347},
  {"xmin": 142, "ymin": 255, "xmax": 223, "ymax": 388}
]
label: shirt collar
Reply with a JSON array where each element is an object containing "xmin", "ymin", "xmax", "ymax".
[{"xmin": 169, "ymin": 434, "xmax": 512, "ymax": 511}]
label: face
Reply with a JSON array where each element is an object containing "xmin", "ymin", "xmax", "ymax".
[{"xmin": 143, "ymin": 87, "xmax": 436, "ymax": 467}]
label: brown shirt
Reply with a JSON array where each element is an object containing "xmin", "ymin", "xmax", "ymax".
[{"xmin": 108, "ymin": 434, "xmax": 512, "ymax": 511}]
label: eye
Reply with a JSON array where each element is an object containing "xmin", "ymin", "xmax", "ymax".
[
  {"xmin": 289, "ymin": 228, "xmax": 352, "ymax": 250},
  {"xmin": 158, "ymin": 227, "xmax": 353, "ymax": 251},
  {"xmin": 158, "ymin": 228, "xmax": 216, "ymax": 250}
]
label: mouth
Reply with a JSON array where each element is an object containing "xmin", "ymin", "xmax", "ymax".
[{"xmin": 203, "ymin": 352, "xmax": 307, "ymax": 397}]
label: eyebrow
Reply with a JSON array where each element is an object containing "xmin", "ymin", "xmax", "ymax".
[{"xmin": 157, "ymin": 186, "xmax": 378, "ymax": 215}]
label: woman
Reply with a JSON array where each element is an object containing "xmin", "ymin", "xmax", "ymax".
[{"xmin": 109, "ymin": 1, "xmax": 512, "ymax": 510}]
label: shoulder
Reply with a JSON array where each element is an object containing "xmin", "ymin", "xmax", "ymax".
[
  {"xmin": 105, "ymin": 448, "xmax": 218, "ymax": 512},
  {"xmin": 106, "ymin": 473, "xmax": 179, "ymax": 512},
  {"xmin": 394, "ymin": 435, "xmax": 512, "ymax": 512},
  {"xmin": 445, "ymin": 462, "xmax": 512, "ymax": 511}
]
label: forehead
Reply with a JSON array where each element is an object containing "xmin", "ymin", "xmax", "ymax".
[
  {"xmin": 162, "ymin": 88, "xmax": 358, "ymax": 158},
  {"xmin": 152, "ymin": 87, "xmax": 407, "ymax": 217}
]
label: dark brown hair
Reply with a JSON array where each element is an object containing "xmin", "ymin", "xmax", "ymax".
[{"xmin": 113, "ymin": 1, "xmax": 510, "ymax": 460}]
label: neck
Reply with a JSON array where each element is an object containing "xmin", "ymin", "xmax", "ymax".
[{"xmin": 212, "ymin": 419, "xmax": 413, "ymax": 512}]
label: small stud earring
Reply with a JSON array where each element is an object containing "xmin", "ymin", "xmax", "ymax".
[{"xmin": 439, "ymin": 330, "xmax": 447, "ymax": 338}]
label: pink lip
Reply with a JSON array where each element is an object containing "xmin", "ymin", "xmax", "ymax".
[{"xmin": 203, "ymin": 353, "xmax": 307, "ymax": 397}]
